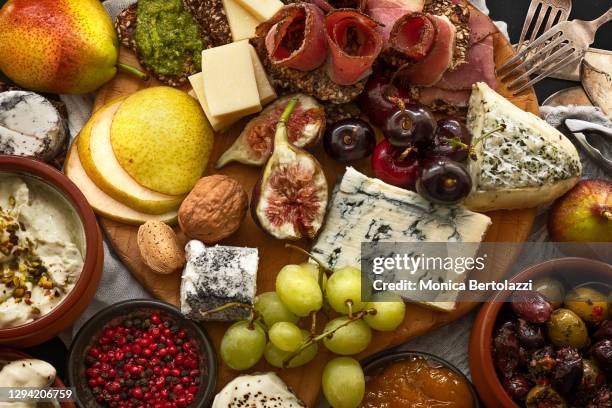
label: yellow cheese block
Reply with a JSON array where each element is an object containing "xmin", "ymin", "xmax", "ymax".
[
  {"xmin": 201, "ymin": 41, "xmax": 262, "ymax": 118},
  {"xmin": 234, "ymin": 0, "xmax": 283, "ymax": 21},
  {"xmin": 188, "ymin": 73, "xmax": 240, "ymax": 131},
  {"xmin": 222, "ymin": 0, "xmax": 259, "ymax": 41},
  {"xmin": 248, "ymin": 43, "xmax": 277, "ymax": 106}
]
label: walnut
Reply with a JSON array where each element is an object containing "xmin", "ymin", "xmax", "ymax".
[
  {"xmin": 137, "ymin": 221, "xmax": 185, "ymax": 274},
  {"xmin": 178, "ymin": 175, "xmax": 248, "ymax": 243}
]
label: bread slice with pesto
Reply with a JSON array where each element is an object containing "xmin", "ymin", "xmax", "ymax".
[{"xmin": 464, "ymin": 82, "xmax": 581, "ymax": 212}]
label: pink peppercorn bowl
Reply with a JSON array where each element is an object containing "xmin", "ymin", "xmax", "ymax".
[{"xmin": 67, "ymin": 299, "xmax": 217, "ymax": 408}]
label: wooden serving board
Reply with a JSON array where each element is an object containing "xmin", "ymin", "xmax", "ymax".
[{"xmin": 96, "ymin": 28, "xmax": 538, "ymax": 407}]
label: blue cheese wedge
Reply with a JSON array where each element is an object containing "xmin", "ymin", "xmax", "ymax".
[
  {"xmin": 310, "ymin": 168, "xmax": 491, "ymax": 311},
  {"xmin": 465, "ymin": 82, "xmax": 581, "ymax": 212},
  {"xmin": 0, "ymin": 91, "xmax": 66, "ymax": 162},
  {"xmin": 180, "ymin": 240, "xmax": 258, "ymax": 321},
  {"xmin": 212, "ymin": 372, "xmax": 305, "ymax": 408}
]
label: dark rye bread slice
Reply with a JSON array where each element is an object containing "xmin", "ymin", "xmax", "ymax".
[{"xmin": 115, "ymin": 1, "xmax": 231, "ymax": 87}]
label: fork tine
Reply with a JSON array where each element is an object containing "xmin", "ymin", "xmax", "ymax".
[
  {"xmin": 512, "ymin": 53, "xmax": 582, "ymax": 95},
  {"xmin": 506, "ymin": 43, "xmax": 573, "ymax": 88},
  {"xmin": 542, "ymin": 9, "xmax": 559, "ymax": 35},
  {"xmin": 497, "ymin": 27, "xmax": 561, "ymax": 73},
  {"xmin": 527, "ymin": 5, "xmax": 549, "ymax": 48},
  {"xmin": 517, "ymin": 0, "xmax": 543, "ymax": 52},
  {"xmin": 499, "ymin": 34, "xmax": 566, "ymax": 81}
]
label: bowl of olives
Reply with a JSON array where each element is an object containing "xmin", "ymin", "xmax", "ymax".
[{"xmin": 469, "ymin": 257, "xmax": 612, "ymax": 408}]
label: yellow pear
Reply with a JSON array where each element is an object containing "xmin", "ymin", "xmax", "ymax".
[
  {"xmin": 110, "ymin": 87, "xmax": 214, "ymax": 196},
  {"xmin": 0, "ymin": 0, "xmax": 118, "ymax": 94}
]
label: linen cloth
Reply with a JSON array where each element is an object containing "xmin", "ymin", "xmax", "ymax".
[{"xmin": 61, "ymin": 0, "xmax": 612, "ymax": 384}]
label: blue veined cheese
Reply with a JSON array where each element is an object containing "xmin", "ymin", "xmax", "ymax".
[
  {"xmin": 465, "ymin": 82, "xmax": 581, "ymax": 212},
  {"xmin": 180, "ymin": 240, "xmax": 258, "ymax": 321},
  {"xmin": 311, "ymin": 167, "xmax": 491, "ymax": 269},
  {"xmin": 0, "ymin": 91, "xmax": 66, "ymax": 162}
]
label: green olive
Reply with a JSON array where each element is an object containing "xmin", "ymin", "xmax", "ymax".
[
  {"xmin": 525, "ymin": 385, "xmax": 567, "ymax": 408},
  {"xmin": 564, "ymin": 287, "xmax": 609, "ymax": 325},
  {"xmin": 533, "ymin": 277, "xmax": 565, "ymax": 309},
  {"xmin": 579, "ymin": 359, "xmax": 602, "ymax": 391},
  {"xmin": 546, "ymin": 308, "xmax": 589, "ymax": 349}
]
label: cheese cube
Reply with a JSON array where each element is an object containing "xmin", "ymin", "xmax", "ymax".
[
  {"xmin": 234, "ymin": 0, "xmax": 283, "ymax": 21},
  {"xmin": 188, "ymin": 73, "xmax": 241, "ymax": 131},
  {"xmin": 222, "ymin": 0, "xmax": 259, "ymax": 41},
  {"xmin": 248, "ymin": 44, "xmax": 277, "ymax": 105},
  {"xmin": 201, "ymin": 41, "xmax": 262, "ymax": 118}
]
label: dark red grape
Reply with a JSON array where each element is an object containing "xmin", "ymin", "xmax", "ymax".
[
  {"xmin": 324, "ymin": 119, "xmax": 376, "ymax": 162},
  {"xmin": 517, "ymin": 318, "xmax": 545, "ymax": 349},
  {"xmin": 371, "ymin": 140, "xmax": 420, "ymax": 189},
  {"xmin": 511, "ymin": 291, "xmax": 553, "ymax": 323},
  {"xmin": 359, "ymin": 75, "xmax": 411, "ymax": 128},
  {"xmin": 381, "ymin": 104, "xmax": 436, "ymax": 148},
  {"xmin": 591, "ymin": 339, "xmax": 612, "ymax": 373},
  {"xmin": 416, "ymin": 156, "xmax": 472, "ymax": 204},
  {"xmin": 503, "ymin": 374, "xmax": 531, "ymax": 401},
  {"xmin": 426, "ymin": 118, "xmax": 472, "ymax": 162},
  {"xmin": 493, "ymin": 321, "xmax": 520, "ymax": 377},
  {"xmin": 552, "ymin": 347, "xmax": 583, "ymax": 394},
  {"xmin": 594, "ymin": 320, "xmax": 612, "ymax": 341}
]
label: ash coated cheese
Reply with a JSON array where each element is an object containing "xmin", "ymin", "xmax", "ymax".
[
  {"xmin": 180, "ymin": 240, "xmax": 258, "ymax": 321},
  {"xmin": 311, "ymin": 168, "xmax": 491, "ymax": 311},
  {"xmin": 212, "ymin": 372, "xmax": 305, "ymax": 408},
  {"xmin": 465, "ymin": 82, "xmax": 582, "ymax": 212},
  {"xmin": 234, "ymin": 0, "xmax": 283, "ymax": 21},
  {"xmin": 0, "ymin": 91, "xmax": 66, "ymax": 162},
  {"xmin": 201, "ymin": 41, "xmax": 262, "ymax": 119},
  {"xmin": 222, "ymin": 0, "xmax": 260, "ymax": 41}
]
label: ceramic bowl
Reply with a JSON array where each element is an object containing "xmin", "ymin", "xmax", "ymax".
[
  {"xmin": 0, "ymin": 347, "xmax": 76, "ymax": 407},
  {"xmin": 469, "ymin": 257, "xmax": 612, "ymax": 408},
  {"xmin": 67, "ymin": 299, "xmax": 217, "ymax": 408},
  {"xmin": 0, "ymin": 156, "xmax": 103, "ymax": 347},
  {"xmin": 361, "ymin": 349, "xmax": 482, "ymax": 407}
]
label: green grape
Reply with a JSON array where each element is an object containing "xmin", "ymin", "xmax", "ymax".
[
  {"xmin": 323, "ymin": 317, "xmax": 371, "ymax": 355},
  {"xmin": 326, "ymin": 266, "xmax": 364, "ymax": 315},
  {"xmin": 322, "ymin": 357, "xmax": 365, "ymax": 408},
  {"xmin": 299, "ymin": 262, "xmax": 328, "ymax": 290},
  {"xmin": 254, "ymin": 291, "xmax": 299, "ymax": 328},
  {"xmin": 220, "ymin": 321, "xmax": 266, "ymax": 370},
  {"xmin": 276, "ymin": 264, "xmax": 323, "ymax": 317},
  {"xmin": 269, "ymin": 322, "xmax": 303, "ymax": 352},
  {"xmin": 363, "ymin": 292, "xmax": 406, "ymax": 331},
  {"xmin": 264, "ymin": 330, "xmax": 318, "ymax": 368}
]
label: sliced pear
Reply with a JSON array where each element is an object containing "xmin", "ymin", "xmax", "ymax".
[
  {"xmin": 65, "ymin": 139, "xmax": 177, "ymax": 225},
  {"xmin": 77, "ymin": 98, "xmax": 184, "ymax": 215}
]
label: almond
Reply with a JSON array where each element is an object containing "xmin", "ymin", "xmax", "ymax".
[{"xmin": 137, "ymin": 221, "xmax": 185, "ymax": 274}]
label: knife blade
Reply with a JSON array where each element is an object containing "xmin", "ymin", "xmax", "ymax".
[{"xmin": 565, "ymin": 119, "xmax": 612, "ymax": 171}]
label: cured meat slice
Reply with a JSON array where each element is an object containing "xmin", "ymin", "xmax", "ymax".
[
  {"xmin": 325, "ymin": 9, "xmax": 383, "ymax": 85},
  {"xmin": 399, "ymin": 14, "xmax": 455, "ymax": 86},
  {"xmin": 417, "ymin": 87, "xmax": 471, "ymax": 107},
  {"xmin": 264, "ymin": 3, "xmax": 327, "ymax": 71},
  {"xmin": 467, "ymin": 5, "xmax": 498, "ymax": 45},
  {"xmin": 366, "ymin": 0, "xmax": 425, "ymax": 41},
  {"xmin": 435, "ymin": 35, "xmax": 496, "ymax": 91},
  {"xmin": 388, "ymin": 12, "xmax": 435, "ymax": 60}
]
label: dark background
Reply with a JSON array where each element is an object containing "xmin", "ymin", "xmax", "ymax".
[{"xmin": 0, "ymin": 0, "xmax": 610, "ymax": 384}]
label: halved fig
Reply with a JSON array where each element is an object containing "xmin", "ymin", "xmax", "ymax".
[
  {"xmin": 216, "ymin": 94, "xmax": 326, "ymax": 168},
  {"xmin": 251, "ymin": 99, "xmax": 328, "ymax": 240}
]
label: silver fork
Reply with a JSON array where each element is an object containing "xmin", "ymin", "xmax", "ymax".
[
  {"xmin": 516, "ymin": 0, "xmax": 572, "ymax": 53},
  {"xmin": 498, "ymin": 7, "xmax": 612, "ymax": 95}
]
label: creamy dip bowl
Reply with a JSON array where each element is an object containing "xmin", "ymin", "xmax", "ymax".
[{"xmin": 0, "ymin": 157, "xmax": 103, "ymax": 347}]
